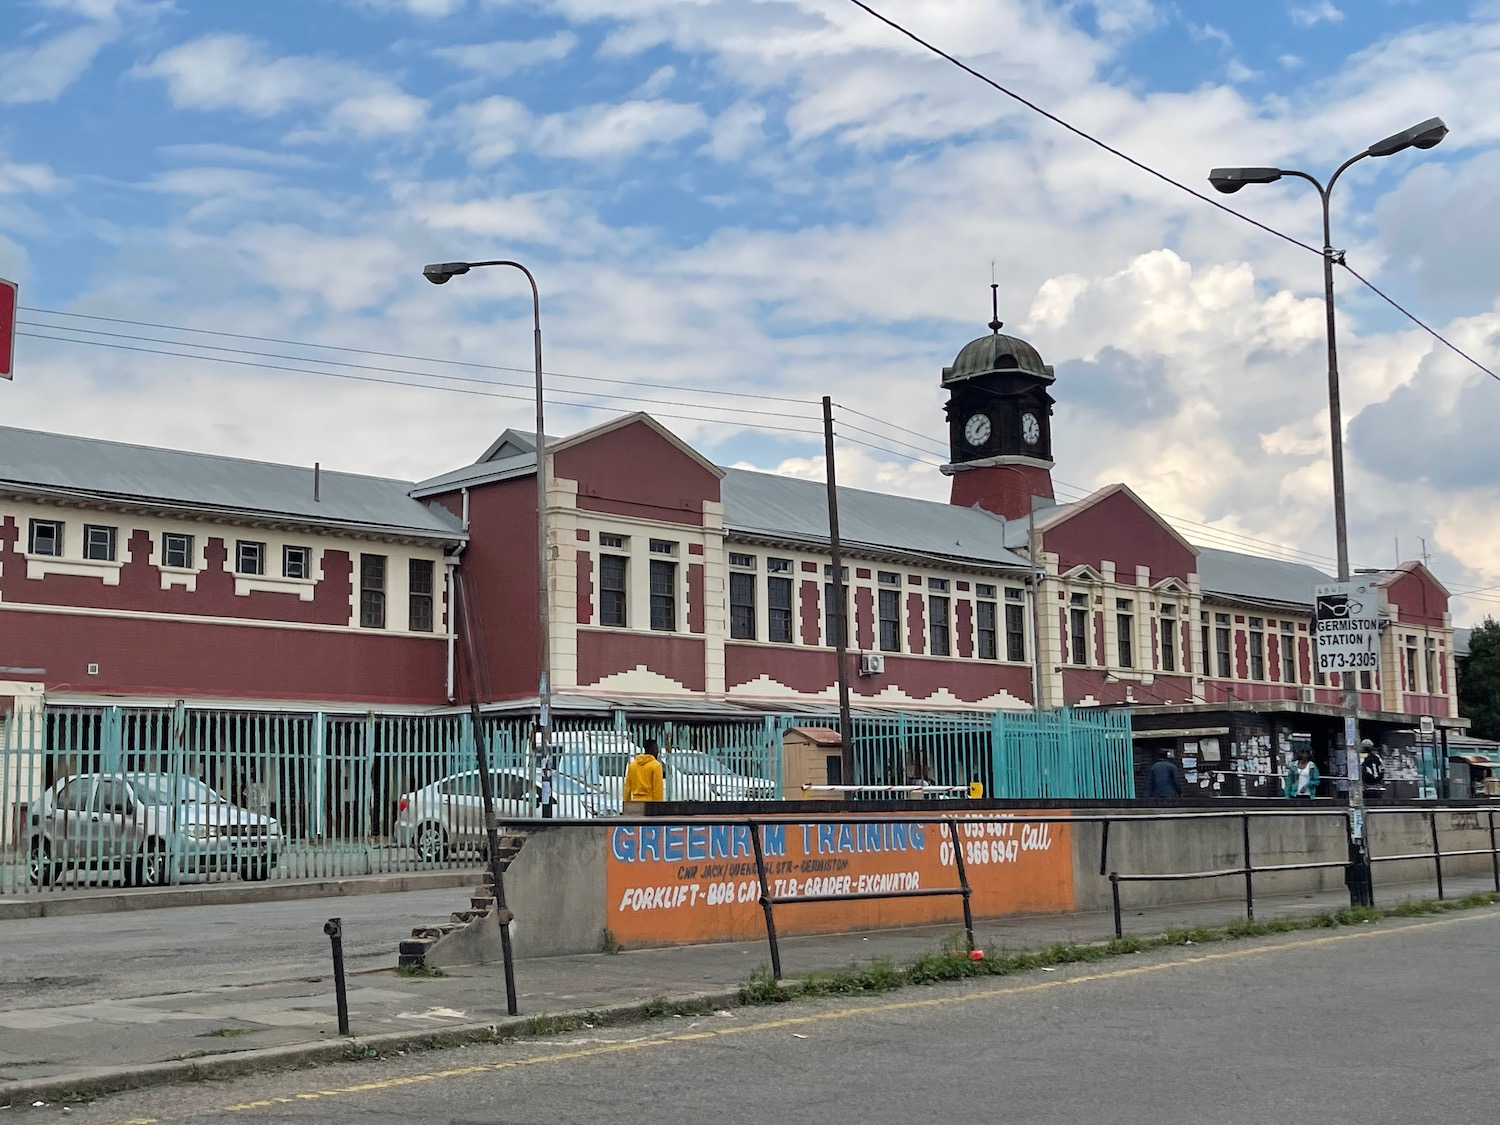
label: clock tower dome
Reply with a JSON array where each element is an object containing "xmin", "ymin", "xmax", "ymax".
[{"xmin": 941, "ymin": 286, "xmax": 1056, "ymax": 520}]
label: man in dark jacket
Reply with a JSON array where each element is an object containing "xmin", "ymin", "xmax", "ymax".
[{"xmin": 1145, "ymin": 752, "xmax": 1183, "ymax": 799}]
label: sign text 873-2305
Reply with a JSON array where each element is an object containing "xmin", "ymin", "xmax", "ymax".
[{"xmin": 1316, "ymin": 650, "xmax": 1380, "ymax": 672}]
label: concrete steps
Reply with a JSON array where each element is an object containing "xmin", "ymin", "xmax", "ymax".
[{"xmin": 397, "ymin": 830, "xmax": 527, "ymax": 968}]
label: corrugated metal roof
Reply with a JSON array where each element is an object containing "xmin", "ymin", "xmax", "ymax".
[
  {"xmin": 720, "ymin": 467, "xmax": 1031, "ymax": 569},
  {"xmin": 0, "ymin": 426, "xmax": 463, "ymax": 539},
  {"xmin": 1196, "ymin": 546, "xmax": 1333, "ymax": 607}
]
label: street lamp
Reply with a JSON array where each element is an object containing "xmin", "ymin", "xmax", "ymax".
[
  {"xmin": 1209, "ymin": 116, "xmax": 1448, "ymax": 907},
  {"xmin": 422, "ymin": 257, "xmax": 554, "ymax": 799}
]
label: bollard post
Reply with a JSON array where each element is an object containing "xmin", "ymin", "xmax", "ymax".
[
  {"xmin": 1429, "ymin": 809, "xmax": 1445, "ymax": 901},
  {"xmin": 1241, "ymin": 812, "xmax": 1255, "ymax": 922},
  {"xmin": 324, "ymin": 918, "xmax": 350, "ymax": 1036},
  {"xmin": 1098, "ymin": 819, "xmax": 1111, "ymax": 877},
  {"xmin": 945, "ymin": 819, "xmax": 975, "ymax": 953},
  {"xmin": 1110, "ymin": 874, "xmax": 1123, "ymax": 939},
  {"xmin": 1490, "ymin": 810, "xmax": 1499, "ymax": 894},
  {"xmin": 748, "ymin": 821, "xmax": 783, "ymax": 981}
]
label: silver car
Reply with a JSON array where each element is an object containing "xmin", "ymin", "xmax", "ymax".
[
  {"xmin": 27, "ymin": 773, "xmax": 282, "ymax": 888},
  {"xmin": 395, "ymin": 767, "xmax": 609, "ymax": 862}
]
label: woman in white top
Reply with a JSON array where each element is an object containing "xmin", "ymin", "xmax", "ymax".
[{"xmin": 1283, "ymin": 747, "xmax": 1321, "ymax": 799}]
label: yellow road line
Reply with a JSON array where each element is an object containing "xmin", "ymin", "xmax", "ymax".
[{"xmin": 139, "ymin": 908, "xmax": 1500, "ymax": 1118}]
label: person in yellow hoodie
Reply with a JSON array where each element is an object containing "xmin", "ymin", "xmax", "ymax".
[{"xmin": 622, "ymin": 739, "xmax": 665, "ymax": 807}]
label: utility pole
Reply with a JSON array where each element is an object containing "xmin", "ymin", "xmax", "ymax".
[{"xmin": 823, "ymin": 396, "xmax": 855, "ymax": 787}]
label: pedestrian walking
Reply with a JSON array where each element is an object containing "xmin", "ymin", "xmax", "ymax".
[
  {"xmin": 623, "ymin": 738, "xmax": 665, "ymax": 809},
  {"xmin": 1144, "ymin": 751, "xmax": 1183, "ymax": 799},
  {"xmin": 1360, "ymin": 739, "xmax": 1386, "ymax": 801},
  {"xmin": 1284, "ymin": 746, "xmax": 1321, "ymax": 799}
]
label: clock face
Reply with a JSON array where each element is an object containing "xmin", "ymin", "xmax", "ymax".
[
  {"xmin": 1021, "ymin": 412, "xmax": 1041, "ymax": 446},
  {"xmin": 963, "ymin": 413, "xmax": 992, "ymax": 448}
]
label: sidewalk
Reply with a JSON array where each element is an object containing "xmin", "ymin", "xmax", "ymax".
[{"xmin": 0, "ymin": 872, "xmax": 1490, "ymax": 1106}]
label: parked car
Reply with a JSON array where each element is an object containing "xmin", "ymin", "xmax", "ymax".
[
  {"xmin": 551, "ymin": 731, "xmax": 775, "ymax": 802},
  {"xmin": 27, "ymin": 773, "xmax": 283, "ymax": 888},
  {"xmin": 394, "ymin": 767, "xmax": 611, "ymax": 862}
]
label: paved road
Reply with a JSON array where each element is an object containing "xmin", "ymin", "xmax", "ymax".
[
  {"xmin": 31, "ymin": 906, "xmax": 1500, "ymax": 1125},
  {"xmin": 0, "ymin": 889, "xmax": 467, "ymax": 1009}
]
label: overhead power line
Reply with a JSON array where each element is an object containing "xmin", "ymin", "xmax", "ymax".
[{"xmin": 843, "ymin": 0, "xmax": 1500, "ymax": 385}]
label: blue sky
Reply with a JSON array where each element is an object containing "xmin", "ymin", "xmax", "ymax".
[{"xmin": 2, "ymin": 0, "xmax": 1499, "ymax": 620}]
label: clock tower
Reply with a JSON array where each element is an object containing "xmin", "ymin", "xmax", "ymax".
[{"xmin": 941, "ymin": 286, "xmax": 1056, "ymax": 520}]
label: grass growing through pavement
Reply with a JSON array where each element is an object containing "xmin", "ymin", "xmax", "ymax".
[
  {"xmin": 738, "ymin": 892, "xmax": 1500, "ymax": 1006},
  {"xmin": 395, "ymin": 962, "xmax": 447, "ymax": 978}
]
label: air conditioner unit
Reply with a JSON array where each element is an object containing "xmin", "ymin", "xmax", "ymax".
[
  {"xmin": 1297, "ymin": 686, "xmax": 1316, "ymax": 704},
  {"xmin": 858, "ymin": 653, "xmax": 885, "ymax": 676}
]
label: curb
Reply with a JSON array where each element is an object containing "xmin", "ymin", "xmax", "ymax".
[
  {"xmin": 0, "ymin": 870, "xmax": 481, "ymax": 920},
  {"xmin": 0, "ymin": 990, "xmax": 745, "ymax": 1109}
]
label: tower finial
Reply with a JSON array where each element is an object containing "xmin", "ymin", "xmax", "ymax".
[{"xmin": 988, "ymin": 281, "xmax": 1003, "ymax": 333}]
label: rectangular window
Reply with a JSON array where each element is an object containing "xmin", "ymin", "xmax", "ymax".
[
  {"xmin": 649, "ymin": 538, "xmax": 677, "ymax": 556},
  {"xmin": 768, "ymin": 576, "xmax": 793, "ymax": 643},
  {"xmin": 878, "ymin": 587, "xmax": 901, "ymax": 653},
  {"xmin": 283, "ymin": 545, "xmax": 311, "ymax": 579},
  {"xmin": 824, "ymin": 582, "xmax": 848, "ymax": 647},
  {"xmin": 600, "ymin": 555, "xmax": 627, "ymax": 628},
  {"xmin": 729, "ymin": 571, "xmax": 756, "ymax": 640},
  {"xmin": 1160, "ymin": 605, "xmax": 1176, "ymax": 673},
  {"xmin": 977, "ymin": 598, "xmax": 997, "ymax": 661},
  {"xmin": 1424, "ymin": 637, "xmax": 1437, "ymax": 694},
  {"xmin": 976, "ymin": 583, "xmax": 997, "ymax": 599},
  {"xmin": 600, "ymin": 533, "xmax": 626, "ymax": 549},
  {"xmin": 236, "ymin": 540, "xmax": 266, "ymax": 576},
  {"xmin": 1215, "ymin": 613, "xmax": 1232, "ymax": 679},
  {"xmin": 359, "ymin": 554, "xmax": 386, "ymax": 629},
  {"xmin": 1116, "ymin": 599, "xmax": 1134, "ymax": 669},
  {"xmin": 767, "ymin": 557, "xmax": 793, "ymax": 574},
  {"xmin": 729, "ymin": 552, "xmax": 756, "ymax": 570},
  {"xmin": 83, "ymin": 524, "xmax": 116, "ymax": 562},
  {"xmin": 927, "ymin": 577, "xmax": 950, "ymax": 592},
  {"xmin": 409, "ymin": 559, "xmax": 434, "ymax": 633},
  {"xmin": 878, "ymin": 570, "xmax": 901, "ymax": 586},
  {"xmin": 1281, "ymin": 623, "xmax": 1297, "ymax": 683},
  {"xmin": 1071, "ymin": 594, "xmax": 1090, "ymax": 665},
  {"xmin": 1248, "ymin": 617, "xmax": 1265, "ymax": 680},
  {"xmin": 162, "ymin": 532, "xmax": 194, "ymax": 569},
  {"xmin": 28, "ymin": 519, "xmax": 63, "ymax": 557},
  {"xmin": 650, "ymin": 559, "xmax": 677, "ymax": 632},
  {"xmin": 1406, "ymin": 636, "xmax": 1419, "ymax": 692},
  {"xmin": 1005, "ymin": 603, "xmax": 1027, "ymax": 663},
  {"xmin": 928, "ymin": 595, "xmax": 950, "ymax": 656},
  {"xmin": 1360, "ymin": 670, "xmax": 1373, "ymax": 691}
]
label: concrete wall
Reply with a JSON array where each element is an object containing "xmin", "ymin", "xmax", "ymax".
[{"xmin": 498, "ymin": 807, "xmax": 1494, "ymax": 957}]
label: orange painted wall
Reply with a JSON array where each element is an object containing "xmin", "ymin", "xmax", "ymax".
[{"xmin": 605, "ymin": 812, "xmax": 1075, "ymax": 946}]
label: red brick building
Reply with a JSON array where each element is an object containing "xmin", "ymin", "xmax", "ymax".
[{"xmin": 0, "ymin": 323, "xmax": 1461, "ymax": 790}]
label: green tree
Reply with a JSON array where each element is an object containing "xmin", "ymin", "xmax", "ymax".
[{"xmin": 1458, "ymin": 618, "xmax": 1500, "ymax": 740}]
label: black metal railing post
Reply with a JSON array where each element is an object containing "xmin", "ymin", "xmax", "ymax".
[
  {"xmin": 1490, "ymin": 809, "xmax": 1499, "ymax": 894},
  {"xmin": 748, "ymin": 820, "xmax": 783, "ymax": 980},
  {"xmin": 324, "ymin": 917, "xmax": 350, "ymax": 1036},
  {"xmin": 1429, "ymin": 809, "xmax": 1445, "ymax": 901},
  {"xmin": 1241, "ymin": 812, "xmax": 1255, "ymax": 922},
  {"xmin": 945, "ymin": 818, "xmax": 975, "ymax": 952},
  {"xmin": 1098, "ymin": 818, "xmax": 1111, "ymax": 877},
  {"xmin": 1110, "ymin": 873, "xmax": 1123, "ymax": 939}
]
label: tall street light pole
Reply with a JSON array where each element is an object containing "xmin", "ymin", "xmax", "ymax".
[
  {"xmin": 1209, "ymin": 116, "xmax": 1448, "ymax": 908},
  {"xmin": 423, "ymin": 259, "xmax": 554, "ymax": 789}
]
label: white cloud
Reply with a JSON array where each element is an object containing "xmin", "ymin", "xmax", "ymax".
[
  {"xmin": 535, "ymin": 99, "xmax": 709, "ymax": 160},
  {"xmin": 0, "ymin": 157, "xmax": 60, "ymax": 195},
  {"xmin": 1289, "ymin": 2, "xmax": 1344, "ymax": 29},
  {"xmin": 431, "ymin": 31, "xmax": 578, "ymax": 76},
  {"xmin": 0, "ymin": 20, "xmax": 118, "ymax": 104},
  {"xmin": 137, "ymin": 34, "xmax": 428, "ymax": 135},
  {"xmin": 454, "ymin": 96, "xmax": 531, "ymax": 165},
  {"xmin": 708, "ymin": 102, "xmax": 766, "ymax": 162}
]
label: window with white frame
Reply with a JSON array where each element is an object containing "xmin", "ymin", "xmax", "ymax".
[
  {"xmin": 1116, "ymin": 598, "xmax": 1134, "ymax": 668},
  {"xmin": 1070, "ymin": 593, "xmax": 1090, "ymax": 665},
  {"xmin": 28, "ymin": 519, "xmax": 63, "ymax": 557},
  {"xmin": 236, "ymin": 540, "xmax": 266, "ymax": 576},
  {"xmin": 976, "ymin": 583, "xmax": 997, "ymax": 661},
  {"xmin": 163, "ymin": 532, "xmax": 194, "ymax": 569},
  {"xmin": 1160, "ymin": 604, "xmax": 1176, "ymax": 673},
  {"xmin": 1248, "ymin": 617, "xmax": 1266, "ymax": 680},
  {"xmin": 1005, "ymin": 588, "xmax": 1026, "ymax": 663},
  {"xmin": 928, "ymin": 592, "xmax": 950, "ymax": 656},
  {"xmin": 409, "ymin": 559, "xmax": 435, "ymax": 633},
  {"xmin": 878, "ymin": 571, "xmax": 902, "ymax": 653},
  {"xmin": 600, "ymin": 555, "xmax": 628, "ymax": 627},
  {"xmin": 1424, "ymin": 637, "xmax": 1437, "ymax": 694},
  {"xmin": 1405, "ymin": 635, "xmax": 1419, "ymax": 692},
  {"xmin": 1214, "ymin": 613, "xmax": 1232, "ymax": 678},
  {"xmin": 283, "ymin": 545, "xmax": 311, "ymax": 580},
  {"xmin": 83, "ymin": 524, "xmax": 117, "ymax": 562},
  {"xmin": 729, "ymin": 571, "xmax": 756, "ymax": 640},
  {"xmin": 768, "ymin": 573, "xmax": 793, "ymax": 643},
  {"xmin": 600, "ymin": 533, "xmax": 627, "ymax": 550},
  {"xmin": 649, "ymin": 559, "xmax": 677, "ymax": 631},
  {"xmin": 1281, "ymin": 622, "xmax": 1296, "ymax": 683},
  {"xmin": 360, "ymin": 554, "xmax": 387, "ymax": 629}
]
